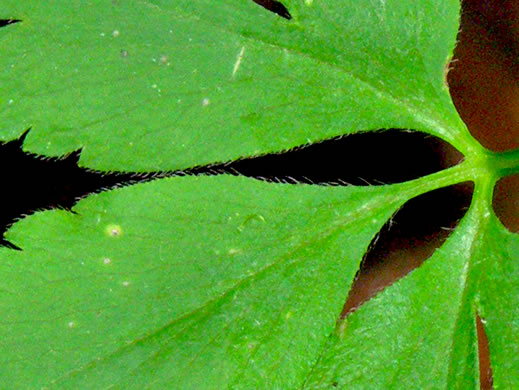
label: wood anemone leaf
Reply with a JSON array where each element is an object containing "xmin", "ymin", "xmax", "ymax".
[
  {"xmin": 0, "ymin": 0, "xmax": 476, "ymax": 171},
  {"xmin": 304, "ymin": 196, "xmax": 507, "ymax": 389},
  {"xmin": 1, "ymin": 177, "xmax": 408, "ymax": 388},
  {"xmin": 0, "ymin": 0, "xmax": 519, "ymax": 389}
]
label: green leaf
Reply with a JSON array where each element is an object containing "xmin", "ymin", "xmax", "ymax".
[
  {"xmin": 1, "ymin": 0, "xmax": 477, "ymax": 171},
  {"xmin": 2, "ymin": 177, "xmax": 406, "ymax": 388},
  {"xmin": 304, "ymin": 184, "xmax": 488, "ymax": 389},
  {"xmin": 1, "ymin": 0, "xmax": 518, "ymax": 388},
  {"xmin": 478, "ymin": 215, "xmax": 519, "ymax": 389}
]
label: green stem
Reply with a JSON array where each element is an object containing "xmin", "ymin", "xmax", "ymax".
[
  {"xmin": 491, "ymin": 148, "xmax": 519, "ymax": 175},
  {"xmin": 399, "ymin": 158, "xmax": 485, "ymax": 199},
  {"xmin": 381, "ymin": 144, "xmax": 519, "ymax": 208}
]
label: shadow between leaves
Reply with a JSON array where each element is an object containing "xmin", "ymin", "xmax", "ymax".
[
  {"xmin": 252, "ymin": 0, "xmax": 292, "ymax": 19},
  {"xmin": 185, "ymin": 129, "xmax": 463, "ymax": 185},
  {"xmin": 0, "ymin": 128, "xmax": 462, "ymax": 249},
  {"xmin": 342, "ymin": 181, "xmax": 475, "ymax": 316},
  {"xmin": 477, "ymin": 314, "xmax": 494, "ymax": 390},
  {"xmin": 0, "ymin": 19, "xmax": 20, "ymax": 28},
  {"xmin": 492, "ymin": 174, "xmax": 519, "ymax": 233},
  {"xmin": 0, "ymin": 130, "xmax": 146, "ymax": 249}
]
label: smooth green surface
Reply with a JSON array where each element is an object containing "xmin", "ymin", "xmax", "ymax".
[
  {"xmin": 0, "ymin": 0, "xmax": 477, "ymax": 171},
  {"xmin": 1, "ymin": 176, "xmax": 406, "ymax": 388},
  {"xmin": 1, "ymin": 0, "xmax": 518, "ymax": 389}
]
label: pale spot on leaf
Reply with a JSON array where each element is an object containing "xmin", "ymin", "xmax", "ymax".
[{"xmin": 105, "ymin": 224, "xmax": 123, "ymax": 237}]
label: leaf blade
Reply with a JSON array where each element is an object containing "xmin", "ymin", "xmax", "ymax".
[
  {"xmin": 0, "ymin": 0, "xmax": 473, "ymax": 171},
  {"xmin": 302, "ymin": 187, "xmax": 485, "ymax": 389},
  {"xmin": 1, "ymin": 176, "xmax": 407, "ymax": 388}
]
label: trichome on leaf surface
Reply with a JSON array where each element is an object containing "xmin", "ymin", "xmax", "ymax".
[{"xmin": 0, "ymin": 0, "xmax": 518, "ymax": 389}]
